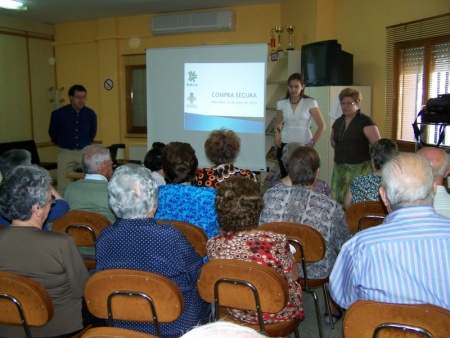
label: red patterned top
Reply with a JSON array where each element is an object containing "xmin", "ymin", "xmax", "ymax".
[
  {"xmin": 195, "ymin": 164, "xmax": 258, "ymax": 188},
  {"xmin": 206, "ymin": 230, "xmax": 304, "ymax": 324}
]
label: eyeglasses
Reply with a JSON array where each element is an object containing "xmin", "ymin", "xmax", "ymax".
[
  {"xmin": 340, "ymin": 101, "xmax": 356, "ymax": 106},
  {"xmin": 44, "ymin": 195, "xmax": 56, "ymax": 207}
]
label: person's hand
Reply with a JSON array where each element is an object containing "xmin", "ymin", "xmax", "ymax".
[
  {"xmin": 50, "ymin": 185, "xmax": 64, "ymax": 200},
  {"xmin": 274, "ymin": 132, "xmax": 281, "ymax": 148}
]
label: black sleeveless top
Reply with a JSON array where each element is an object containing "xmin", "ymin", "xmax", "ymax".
[{"xmin": 332, "ymin": 110, "xmax": 376, "ymax": 164}]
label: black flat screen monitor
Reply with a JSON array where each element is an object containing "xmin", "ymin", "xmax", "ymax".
[{"xmin": 301, "ymin": 40, "xmax": 353, "ymax": 86}]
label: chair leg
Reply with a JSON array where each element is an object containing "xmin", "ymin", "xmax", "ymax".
[
  {"xmin": 293, "ymin": 326, "xmax": 300, "ymax": 338},
  {"xmin": 304, "ymin": 289, "xmax": 324, "ymax": 338},
  {"xmin": 322, "ymin": 283, "xmax": 334, "ymax": 330}
]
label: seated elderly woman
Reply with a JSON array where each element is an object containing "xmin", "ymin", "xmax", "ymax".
[
  {"xmin": 274, "ymin": 142, "xmax": 331, "ymax": 197},
  {"xmin": 343, "ymin": 138, "xmax": 399, "ymax": 209},
  {"xmin": 143, "ymin": 141, "xmax": 166, "ymax": 186},
  {"xmin": 259, "ymin": 146, "xmax": 349, "ymax": 323},
  {"xmin": 96, "ymin": 164, "xmax": 211, "ymax": 337},
  {"xmin": 155, "ymin": 141, "xmax": 219, "ymax": 238},
  {"xmin": 0, "ymin": 149, "xmax": 69, "ymax": 229},
  {"xmin": 0, "ymin": 165, "xmax": 92, "ymax": 337},
  {"xmin": 196, "ymin": 129, "xmax": 258, "ymax": 188},
  {"xmin": 207, "ymin": 177, "xmax": 304, "ymax": 324}
]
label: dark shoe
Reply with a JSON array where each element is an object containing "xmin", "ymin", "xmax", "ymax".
[{"xmin": 324, "ymin": 307, "xmax": 343, "ymax": 325}]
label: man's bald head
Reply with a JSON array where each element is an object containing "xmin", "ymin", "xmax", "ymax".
[
  {"xmin": 380, "ymin": 152, "xmax": 435, "ymax": 211},
  {"xmin": 417, "ymin": 147, "xmax": 450, "ymax": 185}
]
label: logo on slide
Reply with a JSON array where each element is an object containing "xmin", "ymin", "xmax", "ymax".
[
  {"xmin": 188, "ymin": 71, "xmax": 197, "ymax": 82},
  {"xmin": 187, "ymin": 92, "xmax": 196, "ymax": 105}
]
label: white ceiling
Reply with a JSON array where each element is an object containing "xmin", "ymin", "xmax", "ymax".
[{"xmin": 0, "ymin": 0, "xmax": 283, "ymax": 25}]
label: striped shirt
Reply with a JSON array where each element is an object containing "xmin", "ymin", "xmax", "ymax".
[
  {"xmin": 434, "ymin": 185, "xmax": 450, "ymax": 218},
  {"xmin": 329, "ymin": 205, "xmax": 450, "ymax": 310}
]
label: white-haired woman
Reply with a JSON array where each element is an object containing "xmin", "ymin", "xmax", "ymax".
[
  {"xmin": 95, "ymin": 164, "xmax": 211, "ymax": 337},
  {"xmin": 0, "ymin": 165, "xmax": 92, "ymax": 337}
]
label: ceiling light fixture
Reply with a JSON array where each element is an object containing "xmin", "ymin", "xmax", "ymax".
[{"xmin": 0, "ymin": 0, "xmax": 27, "ymax": 10}]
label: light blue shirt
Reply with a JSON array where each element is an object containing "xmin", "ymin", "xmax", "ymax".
[{"xmin": 329, "ymin": 205, "xmax": 450, "ymax": 310}]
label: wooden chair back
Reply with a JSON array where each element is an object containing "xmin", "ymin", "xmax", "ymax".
[
  {"xmin": 84, "ymin": 269, "xmax": 184, "ymax": 336},
  {"xmin": 259, "ymin": 222, "xmax": 326, "ymax": 264},
  {"xmin": 52, "ymin": 210, "xmax": 112, "ymax": 269},
  {"xmin": 81, "ymin": 327, "xmax": 158, "ymax": 338},
  {"xmin": 156, "ymin": 220, "xmax": 207, "ymax": 257},
  {"xmin": 345, "ymin": 201, "xmax": 387, "ymax": 234},
  {"xmin": 343, "ymin": 300, "xmax": 450, "ymax": 338},
  {"xmin": 259, "ymin": 221, "xmax": 329, "ymax": 338},
  {"xmin": 197, "ymin": 259, "xmax": 301, "ymax": 337},
  {"xmin": 0, "ymin": 271, "xmax": 54, "ymax": 337}
]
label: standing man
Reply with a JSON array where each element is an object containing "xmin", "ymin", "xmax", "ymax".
[
  {"xmin": 329, "ymin": 153, "xmax": 450, "ymax": 311},
  {"xmin": 417, "ymin": 146, "xmax": 450, "ymax": 217},
  {"xmin": 49, "ymin": 84, "xmax": 97, "ymax": 193}
]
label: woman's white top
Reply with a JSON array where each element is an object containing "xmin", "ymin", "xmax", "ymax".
[{"xmin": 277, "ymin": 97, "xmax": 319, "ymax": 144}]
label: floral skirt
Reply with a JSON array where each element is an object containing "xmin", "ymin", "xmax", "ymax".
[{"xmin": 331, "ymin": 161, "xmax": 371, "ymax": 205}]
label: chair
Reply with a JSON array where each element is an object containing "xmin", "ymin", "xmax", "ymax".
[
  {"xmin": 259, "ymin": 221, "xmax": 331, "ymax": 338},
  {"xmin": 197, "ymin": 259, "xmax": 301, "ymax": 338},
  {"xmin": 52, "ymin": 210, "xmax": 112, "ymax": 269},
  {"xmin": 156, "ymin": 220, "xmax": 208, "ymax": 258},
  {"xmin": 345, "ymin": 201, "xmax": 387, "ymax": 234},
  {"xmin": 0, "ymin": 271, "xmax": 54, "ymax": 338},
  {"xmin": 343, "ymin": 300, "xmax": 450, "ymax": 338},
  {"xmin": 84, "ymin": 269, "xmax": 184, "ymax": 337},
  {"xmin": 81, "ymin": 327, "xmax": 158, "ymax": 338}
]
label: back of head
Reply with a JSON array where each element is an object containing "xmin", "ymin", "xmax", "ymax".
[
  {"xmin": 162, "ymin": 142, "xmax": 198, "ymax": 184},
  {"xmin": 287, "ymin": 146, "xmax": 320, "ymax": 186},
  {"xmin": 370, "ymin": 139, "xmax": 399, "ymax": 171},
  {"xmin": 181, "ymin": 321, "xmax": 266, "ymax": 338},
  {"xmin": 215, "ymin": 177, "xmax": 262, "ymax": 233},
  {"xmin": 0, "ymin": 149, "xmax": 32, "ymax": 177},
  {"xmin": 417, "ymin": 146, "xmax": 449, "ymax": 181},
  {"xmin": 204, "ymin": 129, "xmax": 240, "ymax": 165},
  {"xmin": 0, "ymin": 165, "xmax": 51, "ymax": 221},
  {"xmin": 281, "ymin": 142, "xmax": 304, "ymax": 171},
  {"xmin": 381, "ymin": 152, "xmax": 434, "ymax": 210},
  {"xmin": 108, "ymin": 164, "xmax": 158, "ymax": 219},
  {"xmin": 144, "ymin": 142, "xmax": 165, "ymax": 171},
  {"xmin": 339, "ymin": 87, "xmax": 362, "ymax": 104},
  {"xmin": 82, "ymin": 144, "xmax": 111, "ymax": 174}
]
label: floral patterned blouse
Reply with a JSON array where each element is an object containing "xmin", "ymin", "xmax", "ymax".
[
  {"xmin": 206, "ymin": 230, "xmax": 304, "ymax": 324},
  {"xmin": 273, "ymin": 178, "xmax": 332, "ymax": 197},
  {"xmin": 195, "ymin": 164, "xmax": 258, "ymax": 188},
  {"xmin": 259, "ymin": 185, "xmax": 350, "ymax": 279},
  {"xmin": 350, "ymin": 173, "xmax": 382, "ymax": 204}
]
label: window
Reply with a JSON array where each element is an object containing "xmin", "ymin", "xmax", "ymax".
[
  {"xmin": 125, "ymin": 64, "xmax": 147, "ymax": 134},
  {"xmin": 386, "ymin": 14, "xmax": 450, "ymax": 152}
]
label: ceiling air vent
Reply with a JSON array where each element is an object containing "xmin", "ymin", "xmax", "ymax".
[{"xmin": 152, "ymin": 10, "xmax": 235, "ymax": 35}]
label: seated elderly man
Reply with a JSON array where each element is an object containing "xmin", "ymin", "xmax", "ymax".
[
  {"xmin": 417, "ymin": 146, "xmax": 450, "ymax": 217},
  {"xmin": 64, "ymin": 144, "xmax": 115, "ymax": 222},
  {"xmin": 259, "ymin": 146, "xmax": 349, "ymax": 322},
  {"xmin": 0, "ymin": 149, "xmax": 68, "ymax": 229},
  {"xmin": 330, "ymin": 153, "xmax": 450, "ymax": 311}
]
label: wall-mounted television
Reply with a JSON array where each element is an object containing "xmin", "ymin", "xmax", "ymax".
[{"xmin": 301, "ymin": 40, "xmax": 353, "ymax": 87}]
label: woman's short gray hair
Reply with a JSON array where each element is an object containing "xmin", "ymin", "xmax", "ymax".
[
  {"xmin": 108, "ymin": 164, "xmax": 158, "ymax": 219},
  {"xmin": 181, "ymin": 321, "xmax": 266, "ymax": 338},
  {"xmin": 0, "ymin": 165, "xmax": 51, "ymax": 221},
  {"xmin": 381, "ymin": 152, "xmax": 435, "ymax": 210}
]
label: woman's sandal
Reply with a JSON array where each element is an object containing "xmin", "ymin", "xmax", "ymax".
[{"xmin": 323, "ymin": 307, "xmax": 343, "ymax": 325}]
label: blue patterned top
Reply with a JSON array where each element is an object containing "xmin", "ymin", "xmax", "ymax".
[
  {"xmin": 155, "ymin": 184, "xmax": 219, "ymax": 238},
  {"xmin": 350, "ymin": 173, "xmax": 381, "ymax": 204},
  {"xmin": 330, "ymin": 205, "xmax": 450, "ymax": 311},
  {"xmin": 96, "ymin": 218, "xmax": 211, "ymax": 337}
]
